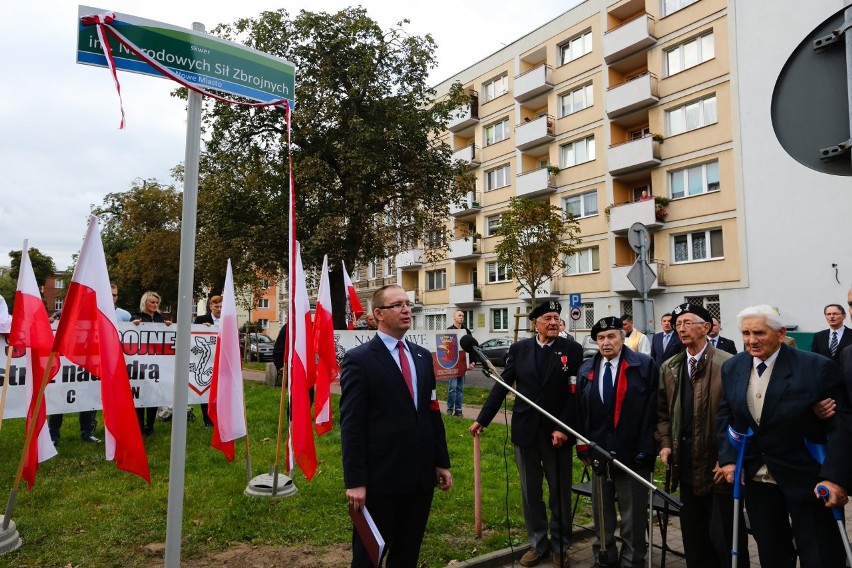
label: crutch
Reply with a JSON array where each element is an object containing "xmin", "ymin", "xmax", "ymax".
[
  {"xmin": 727, "ymin": 425, "xmax": 753, "ymax": 568},
  {"xmin": 805, "ymin": 440, "xmax": 852, "ymax": 566}
]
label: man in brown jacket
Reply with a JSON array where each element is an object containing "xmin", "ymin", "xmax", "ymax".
[{"xmin": 656, "ymin": 303, "xmax": 748, "ymax": 567}]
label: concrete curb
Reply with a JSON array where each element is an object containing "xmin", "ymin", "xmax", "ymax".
[{"xmin": 447, "ymin": 543, "xmax": 531, "ymax": 568}]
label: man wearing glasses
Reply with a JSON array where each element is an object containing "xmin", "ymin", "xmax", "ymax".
[{"xmin": 340, "ymin": 285, "xmax": 452, "ymax": 567}]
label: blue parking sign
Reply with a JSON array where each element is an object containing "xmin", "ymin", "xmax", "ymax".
[{"xmin": 569, "ymin": 294, "xmax": 582, "ymax": 308}]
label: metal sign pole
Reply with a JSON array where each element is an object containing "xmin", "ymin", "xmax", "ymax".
[{"xmin": 164, "ymin": 21, "xmax": 205, "ymax": 568}]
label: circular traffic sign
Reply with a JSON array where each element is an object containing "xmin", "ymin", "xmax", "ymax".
[
  {"xmin": 628, "ymin": 222, "xmax": 650, "ymax": 255},
  {"xmin": 570, "ymin": 307, "xmax": 582, "ymax": 321}
]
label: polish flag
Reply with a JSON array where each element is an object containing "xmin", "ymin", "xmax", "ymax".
[
  {"xmin": 286, "ymin": 242, "xmax": 318, "ymax": 480},
  {"xmin": 52, "ymin": 217, "xmax": 150, "ymax": 482},
  {"xmin": 342, "ymin": 261, "xmax": 364, "ymax": 330},
  {"xmin": 7, "ymin": 243, "xmax": 58, "ymax": 490},
  {"xmin": 313, "ymin": 255, "xmax": 338, "ymax": 435},
  {"xmin": 209, "ymin": 260, "xmax": 246, "ymax": 461}
]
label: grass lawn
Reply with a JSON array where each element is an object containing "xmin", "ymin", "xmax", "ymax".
[{"xmin": 0, "ymin": 380, "xmax": 590, "ymax": 567}]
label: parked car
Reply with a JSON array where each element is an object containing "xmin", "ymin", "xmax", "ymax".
[
  {"xmin": 478, "ymin": 337, "xmax": 513, "ymax": 367},
  {"xmin": 246, "ymin": 334, "xmax": 275, "ymax": 362},
  {"xmin": 580, "ymin": 334, "xmax": 599, "ymax": 360}
]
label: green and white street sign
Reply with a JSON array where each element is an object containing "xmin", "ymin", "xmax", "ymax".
[{"xmin": 76, "ymin": 5, "xmax": 296, "ymax": 105}]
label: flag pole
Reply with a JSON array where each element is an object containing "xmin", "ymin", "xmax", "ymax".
[
  {"xmin": 0, "ymin": 346, "xmax": 13, "ymax": 434},
  {"xmin": 2, "ymin": 351, "xmax": 55, "ymax": 530},
  {"xmin": 272, "ymin": 368, "xmax": 288, "ymax": 496},
  {"xmin": 242, "ymin": 392, "xmax": 252, "ymax": 486}
]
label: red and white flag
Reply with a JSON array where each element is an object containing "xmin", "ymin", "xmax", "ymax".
[
  {"xmin": 7, "ymin": 242, "xmax": 58, "ymax": 490},
  {"xmin": 342, "ymin": 261, "xmax": 364, "ymax": 330},
  {"xmin": 52, "ymin": 217, "xmax": 150, "ymax": 482},
  {"xmin": 286, "ymin": 241, "xmax": 318, "ymax": 479},
  {"xmin": 209, "ymin": 260, "xmax": 247, "ymax": 461},
  {"xmin": 313, "ymin": 254, "xmax": 338, "ymax": 435}
]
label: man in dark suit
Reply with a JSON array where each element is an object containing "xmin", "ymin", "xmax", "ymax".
[
  {"xmin": 340, "ymin": 285, "xmax": 452, "ymax": 567},
  {"xmin": 193, "ymin": 295, "xmax": 223, "ymax": 427},
  {"xmin": 470, "ymin": 301, "xmax": 583, "ymax": 567},
  {"xmin": 577, "ymin": 317, "xmax": 658, "ymax": 567},
  {"xmin": 708, "ymin": 316, "xmax": 737, "ymax": 355},
  {"xmin": 717, "ymin": 304, "xmax": 852, "ymax": 568},
  {"xmin": 811, "ymin": 303, "xmax": 852, "ymax": 362},
  {"xmin": 651, "ymin": 312, "xmax": 683, "ymax": 366}
]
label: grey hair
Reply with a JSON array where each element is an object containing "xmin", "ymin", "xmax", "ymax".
[{"xmin": 736, "ymin": 304, "xmax": 785, "ymax": 331}]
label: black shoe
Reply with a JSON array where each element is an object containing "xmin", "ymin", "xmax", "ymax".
[
  {"xmin": 143, "ymin": 427, "xmax": 153, "ymax": 437},
  {"xmin": 454, "ymin": 410, "xmax": 463, "ymax": 417},
  {"xmin": 204, "ymin": 422, "xmax": 213, "ymax": 429},
  {"xmin": 81, "ymin": 434, "xmax": 101, "ymax": 443}
]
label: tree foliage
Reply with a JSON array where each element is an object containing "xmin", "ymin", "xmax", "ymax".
[
  {"xmin": 494, "ymin": 197, "xmax": 582, "ymax": 310},
  {"xmin": 194, "ymin": 7, "xmax": 471, "ymax": 326},
  {"xmin": 9, "ymin": 247, "xmax": 56, "ymax": 288},
  {"xmin": 92, "ymin": 179, "xmax": 184, "ymax": 313}
]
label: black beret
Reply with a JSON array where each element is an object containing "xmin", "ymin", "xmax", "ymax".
[
  {"xmin": 529, "ymin": 300, "xmax": 562, "ymax": 320},
  {"xmin": 671, "ymin": 303, "xmax": 713, "ymax": 326},
  {"xmin": 591, "ymin": 316, "xmax": 622, "ymax": 340}
]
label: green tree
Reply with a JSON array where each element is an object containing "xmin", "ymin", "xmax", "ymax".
[
  {"xmin": 195, "ymin": 7, "xmax": 471, "ymax": 327},
  {"xmin": 9, "ymin": 247, "xmax": 57, "ymax": 289},
  {"xmin": 0, "ymin": 271, "xmax": 15, "ymax": 313},
  {"xmin": 494, "ymin": 197, "xmax": 582, "ymax": 311},
  {"xmin": 92, "ymin": 179, "xmax": 183, "ymax": 314}
]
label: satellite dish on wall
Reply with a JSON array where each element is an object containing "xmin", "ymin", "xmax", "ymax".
[{"xmin": 771, "ymin": 6, "xmax": 851, "ymax": 176}]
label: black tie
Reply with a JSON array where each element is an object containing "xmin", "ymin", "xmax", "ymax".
[
  {"xmin": 757, "ymin": 362, "xmax": 767, "ymax": 377},
  {"xmin": 602, "ymin": 361, "xmax": 614, "ymax": 405},
  {"xmin": 830, "ymin": 331, "xmax": 839, "ymax": 358}
]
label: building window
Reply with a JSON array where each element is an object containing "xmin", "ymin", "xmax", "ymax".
[
  {"xmin": 485, "ymin": 165, "xmax": 510, "ymax": 191},
  {"xmin": 669, "ymin": 160, "xmax": 720, "ymax": 199},
  {"xmin": 583, "ymin": 302, "xmax": 595, "ymax": 329},
  {"xmin": 384, "ymin": 257, "xmax": 395, "ymax": 276},
  {"xmin": 663, "ymin": 0, "xmax": 700, "ymax": 17},
  {"xmin": 484, "ymin": 118, "xmax": 510, "ymax": 146},
  {"xmin": 620, "ymin": 300, "xmax": 633, "ymax": 318},
  {"xmin": 560, "ymin": 135, "xmax": 596, "ymax": 168},
  {"xmin": 55, "ymin": 297, "xmax": 63, "ymax": 311},
  {"xmin": 425, "ymin": 314, "xmax": 447, "ymax": 330},
  {"xmin": 486, "ymin": 261, "xmax": 513, "ymax": 283},
  {"xmin": 460, "ymin": 309, "xmax": 474, "ymax": 330},
  {"xmin": 673, "ymin": 229, "xmax": 724, "ymax": 263},
  {"xmin": 492, "ymin": 308, "xmax": 509, "ymax": 332},
  {"xmin": 426, "ymin": 269, "xmax": 446, "ymax": 291},
  {"xmin": 369, "ymin": 261, "xmax": 378, "ymax": 280},
  {"xmin": 559, "ymin": 83, "xmax": 594, "ymax": 117},
  {"xmin": 559, "ymin": 30, "xmax": 592, "ymax": 65},
  {"xmin": 351, "ymin": 265, "xmax": 360, "ymax": 282},
  {"xmin": 665, "ymin": 31, "xmax": 714, "ymax": 76},
  {"xmin": 563, "ymin": 190, "xmax": 598, "ymax": 219},
  {"xmin": 482, "ymin": 74, "xmax": 508, "ymax": 102},
  {"xmin": 426, "ymin": 229, "xmax": 446, "ymax": 249},
  {"xmin": 54, "ymin": 279, "xmax": 64, "ymax": 289},
  {"xmin": 486, "ymin": 214, "xmax": 502, "ymax": 236},
  {"xmin": 258, "ymin": 318, "xmax": 269, "ymax": 330},
  {"xmin": 565, "ymin": 247, "xmax": 600, "ymax": 276},
  {"xmin": 259, "ymin": 278, "xmax": 270, "ymax": 289},
  {"xmin": 684, "ymin": 294, "xmax": 721, "ymax": 320},
  {"xmin": 666, "ymin": 95, "xmax": 717, "ymax": 136},
  {"xmin": 258, "ymin": 299, "xmax": 269, "ymax": 309}
]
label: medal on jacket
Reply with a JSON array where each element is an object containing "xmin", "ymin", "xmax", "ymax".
[{"xmin": 561, "ymin": 355, "xmax": 568, "ymax": 372}]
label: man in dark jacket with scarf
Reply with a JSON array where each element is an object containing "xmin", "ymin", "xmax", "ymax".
[
  {"xmin": 656, "ymin": 303, "xmax": 747, "ymax": 567},
  {"xmin": 577, "ymin": 316, "xmax": 657, "ymax": 567}
]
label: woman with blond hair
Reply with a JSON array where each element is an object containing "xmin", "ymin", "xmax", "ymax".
[{"xmin": 131, "ymin": 291, "xmax": 171, "ymax": 435}]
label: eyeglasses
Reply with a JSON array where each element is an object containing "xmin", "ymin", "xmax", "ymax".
[
  {"xmin": 377, "ymin": 301, "xmax": 414, "ymax": 310},
  {"xmin": 675, "ymin": 320, "xmax": 706, "ymax": 329}
]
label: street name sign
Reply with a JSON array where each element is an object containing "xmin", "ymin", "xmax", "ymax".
[{"xmin": 77, "ymin": 5, "xmax": 296, "ymax": 105}]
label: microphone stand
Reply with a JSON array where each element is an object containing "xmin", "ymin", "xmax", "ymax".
[{"xmin": 468, "ymin": 344, "xmax": 681, "ymax": 510}]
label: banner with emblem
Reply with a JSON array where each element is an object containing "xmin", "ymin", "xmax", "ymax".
[{"xmin": 0, "ymin": 328, "xmax": 469, "ymax": 418}]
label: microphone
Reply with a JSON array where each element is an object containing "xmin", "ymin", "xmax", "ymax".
[{"xmin": 459, "ymin": 334, "xmax": 483, "ymax": 364}]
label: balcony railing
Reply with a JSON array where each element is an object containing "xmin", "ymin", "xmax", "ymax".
[
  {"xmin": 603, "ymin": 13, "xmax": 657, "ymax": 64},
  {"xmin": 448, "ymin": 238, "xmax": 481, "ymax": 261},
  {"xmin": 607, "ymin": 198, "xmax": 663, "ymax": 234},
  {"xmin": 607, "ymin": 135, "xmax": 661, "ymax": 176},
  {"xmin": 514, "ymin": 64, "xmax": 554, "ymax": 102},
  {"xmin": 396, "ymin": 248, "xmax": 423, "ymax": 270},
  {"xmin": 450, "ymin": 192, "xmax": 482, "ymax": 217},
  {"xmin": 516, "ymin": 114, "xmax": 556, "ymax": 151},
  {"xmin": 447, "ymin": 92, "xmax": 480, "ymax": 132},
  {"xmin": 516, "ymin": 167, "xmax": 557, "ymax": 198},
  {"xmin": 451, "ymin": 143, "xmax": 481, "ymax": 168},
  {"xmin": 449, "ymin": 283, "xmax": 482, "ymax": 306},
  {"xmin": 405, "ymin": 288, "xmax": 423, "ymax": 306},
  {"xmin": 606, "ymin": 72, "xmax": 659, "ymax": 118},
  {"xmin": 518, "ymin": 277, "xmax": 559, "ymax": 301}
]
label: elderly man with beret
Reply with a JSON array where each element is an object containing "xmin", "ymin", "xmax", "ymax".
[
  {"xmin": 576, "ymin": 316, "xmax": 658, "ymax": 568},
  {"xmin": 470, "ymin": 301, "xmax": 583, "ymax": 567},
  {"xmin": 656, "ymin": 303, "xmax": 747, "ymax": 567}
]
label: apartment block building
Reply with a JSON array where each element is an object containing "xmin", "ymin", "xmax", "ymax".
[{"xmin": 395, "ymin": 0, "xmax": 852, "ymax": 344}]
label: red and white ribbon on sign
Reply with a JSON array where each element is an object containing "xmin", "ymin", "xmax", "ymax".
[{"xmin": 80, "ymin": 12, "xmax": 290, "ymax": 129}]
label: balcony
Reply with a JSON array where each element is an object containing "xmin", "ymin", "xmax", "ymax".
[
  {"xmin": 450, "ymin": 192, "xmax": 482, "ymax": 218},
  {"xmin": 603, "ymin": 13, "xmax": 657, "ymax": 64},
  {"xmin": 448, "ymin": 238, "xmax": 481, "ymax": 261},
  {"xmin": 447, "ymin": 94, "xmax": 479, "ymax": 133},
  {"xmin": 515, "ymin": 114, "xmax": 555, "ymax": 151},
  {"xmin": 405, "ymin": 288, "xmax": 423, "ymax": 307},
  {"xmin": 514, "ymin": 64, "xmax": 554, "ymax": 103},
  {"xmin": 608, "ymin": 198, "xmax": 663, "ymax": 234},
  {"xmin": 518, "ymin": 278, "xmax": 559, "ymax": 302},
  {"xmin": 449, "ymin": 283, "xmax": 481, "ymax": 307},
  {"xmin": 608, "ymin": 136, "xmax": 661, "ymax": 177},
  {"xmin": 606, "ymin": 72, "xmax": 659, "ymax": 119},
  {"xmin": 396, "ymin": 248, "xmax": 423, "ymax": 270},
  {"xmin": 451, "ymin": 143, "xmax": 480, "ymax": 169},
  {"xmin": 611, "ymin": 261, "xmax": 667, "ymax": 294},
  {"xmin": 516, "ymin": 168, "xmax": 557, "ymax": 198}
]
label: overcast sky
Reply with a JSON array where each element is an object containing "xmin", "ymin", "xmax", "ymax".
[{"xmin": 0, "ymin": 1, "xmax": 578, "ymax": 269}]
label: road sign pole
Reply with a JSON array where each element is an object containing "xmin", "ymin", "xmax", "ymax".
[
  {"xmin": 639, "ymin": 239, "xmax": 651, "ymax": 336},
  {"xmin": 164, "ymin": 21, "xmax": 205, "ymax": 568}
]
